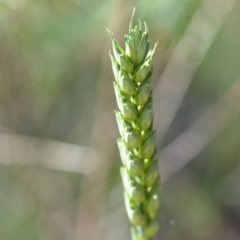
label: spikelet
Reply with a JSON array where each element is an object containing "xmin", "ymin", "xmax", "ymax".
[{"xmin": 108, "ymin": 8, "xmax": 160, "ymax": 240}]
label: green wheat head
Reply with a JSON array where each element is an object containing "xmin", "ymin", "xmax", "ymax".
[{"xmin": 108, "ymin": 8, "xmax": 160, "ymax": 240}]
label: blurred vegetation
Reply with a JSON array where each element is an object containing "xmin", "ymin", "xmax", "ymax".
[{"xmin": 0, "ymin": 0, "xmax": 240, "ymax": 240}]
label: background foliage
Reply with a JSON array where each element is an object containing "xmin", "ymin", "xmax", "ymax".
[{"xmin": 0, "ymin": 0, "xmax": 240, "ymax": 239}]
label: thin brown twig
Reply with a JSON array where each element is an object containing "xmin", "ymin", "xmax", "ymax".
[
  {"xmin": 154, "ymin": 0, "xmax": 236, "ymax": 145},
  {"xmin": 0, "ymin": 133, "xmax": 98, "ymax": 174},
  {"xmin": 159, "ymin": 77, "xmax": 240, "ymax": 182},
  {"xmin": 73, "ymin": 2, "xmax": 133, "ymax": 240}
]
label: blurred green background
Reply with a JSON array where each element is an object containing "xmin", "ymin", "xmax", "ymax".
[{"xmin": 0, "ymin": 0, "xmax": 240, "ymax": 239}]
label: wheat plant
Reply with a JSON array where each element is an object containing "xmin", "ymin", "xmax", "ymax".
[{"xmin": 108, "ymin": 8, "xmax": 160, "ymax": 240}]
